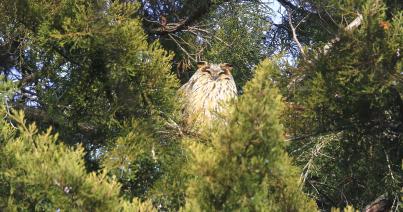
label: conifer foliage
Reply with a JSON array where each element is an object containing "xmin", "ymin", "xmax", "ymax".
[
  {"xmin": 0, "ymin": 0, "xmax": 179, "ymax": 167},
  {"xmin": 0, "ymin": 109, "xmax": 155, "ymax": 211}
]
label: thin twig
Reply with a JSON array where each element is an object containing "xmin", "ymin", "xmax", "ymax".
[
  {"xmin": 168, "ymin": 34, "xmax": 197, "ymax": 62},
  {"xmin": 185, "ymin": 26, "xmax": 231, "ymax": 47},
  {"xmin": 298, "ymin": 132, "xmax": 341, "ymax": 186},
  {"xmin": 296, "ymin": 14, "xmax": 309, "ymax": 29},
  {"xmin": 171, "ymin": 33, "xmax": 196, "ymax": 50},
  {"xmin": 3, "ymin": 96, "xmax": 17, "ymax": 128},
  {"xmin": 384, "ymin": 148, "xmax": 396, "ymax": 182}
]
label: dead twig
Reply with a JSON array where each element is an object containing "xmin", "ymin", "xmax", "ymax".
[{"xmin": 168, "ymin": 34, "xmax": 197, "ymax": 62}]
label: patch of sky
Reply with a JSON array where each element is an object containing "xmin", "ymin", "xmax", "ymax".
[
  {"xmin": 57, "ymin": 62, "xmax": 72, "ymax": 78},
  {"xmin": 9, "ymin": 67, "xmax": 22, "ymax": 82}
]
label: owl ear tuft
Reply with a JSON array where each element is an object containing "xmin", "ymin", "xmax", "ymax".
[
  {"xmin": 221, "ymin": 63, "xmax": 233, "ymax": 71},
  {"xmin": 197, "ymin": 61, "xmax": 208, "ymax": 69}
]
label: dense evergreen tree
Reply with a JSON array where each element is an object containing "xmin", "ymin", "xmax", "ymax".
[{"xmin": 279, "ymin": 0, "xmax": 402, "ymax": 210}]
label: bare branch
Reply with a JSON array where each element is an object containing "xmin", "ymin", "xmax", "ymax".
[
  {"xmin": 364, "ymin": 194, "xmax": 393, "ymax": 212},
  {"xmin": 286, "ymin": 8, "xmax": 306, "ymax": 58}
]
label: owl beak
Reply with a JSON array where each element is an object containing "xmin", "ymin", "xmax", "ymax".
[{"xmin": 211, "ymin": 73, "xmax": 219, "ymax": 80}]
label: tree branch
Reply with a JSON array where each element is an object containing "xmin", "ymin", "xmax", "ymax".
[
  {"xmin": 144, "ymin": 0, "xmax": 231, "ymax": 35},
  {"xmin": 322, "ymin": 14, "xmax": 363, "ymax": 54},
  {"xmin": 286, "ymin": 8, "xmax": 306, "ymax": 58},
  {"xmin": 149, "ymin": 18, "xmax": 190, "ymax": 35}
]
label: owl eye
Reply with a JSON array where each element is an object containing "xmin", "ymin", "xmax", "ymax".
[{"xmin": 203, "ymin": 69, "xmax": 212, "ymax": 74}]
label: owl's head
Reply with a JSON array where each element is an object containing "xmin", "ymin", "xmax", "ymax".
[{"xmin": 196, "ymin": 61, "xmax": 233, "ymax": 81}]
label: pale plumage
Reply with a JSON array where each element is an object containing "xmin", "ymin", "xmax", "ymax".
[{"xmin": 179, "ymin": 61, "xmax": 238, "ymax": 129}]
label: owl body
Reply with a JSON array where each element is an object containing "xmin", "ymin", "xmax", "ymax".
[{"xmin": 180, "ymin": 62, "xmax": 237, "ymax": 129}]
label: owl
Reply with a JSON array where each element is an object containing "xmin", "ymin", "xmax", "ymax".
[{"xmin": 179, "ymin": 61, "xmax": 238, "ymax": 130}]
